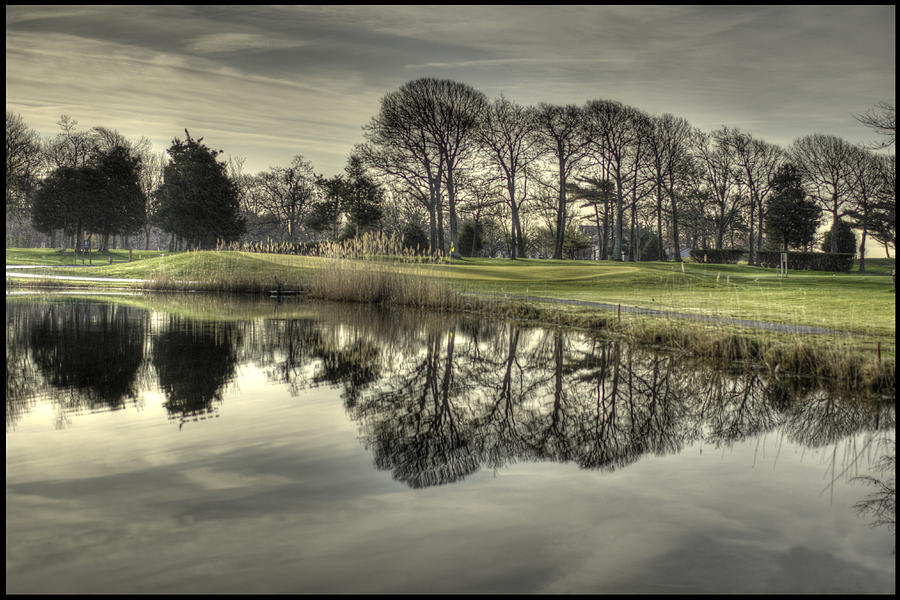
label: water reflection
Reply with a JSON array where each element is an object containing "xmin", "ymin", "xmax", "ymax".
[
  {"xmin": 852, "ymin": 436, "xmax": 896, "ymax": 539},
  {"xmin": 152, "ymin": 317, "xmax": 241, "ymax": 426},
  {"xmin": 6, "ymin": 294, "xmax": 895, "ymax": 527},
  {"xmin": 7, "ymin": 300, "xmax": 149, "ymax": 428}
]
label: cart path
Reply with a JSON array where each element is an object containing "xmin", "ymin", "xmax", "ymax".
[{"xmin": 7, "ymin": 266, "xmax": 848, "ymax": 335}]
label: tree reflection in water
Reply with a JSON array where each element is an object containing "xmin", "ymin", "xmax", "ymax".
[
  {"xmin": 8, "ymin": 300, "xmax": 149, "ymax": 429},
  {"xmin": 5, "ymin": 296, "xmax": 895, "ymax": 534},
  {"xmin": 151, "ymin": 316, "xmax": 241, "ymax": 427}
]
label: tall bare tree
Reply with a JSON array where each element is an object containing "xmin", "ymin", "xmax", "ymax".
[
  {"xmin": 476, "ymin": 96, "xmax": 539, "ymax": 259},
  {"xmin": 722, "ymin": 129, "xmax": 782, "ymax": 264},
  {"xmin": 645, "ymin": 114, "xmax": 694, "ymax": 261},
  {"xmin": 255, "ymin": 155, "xmax": 317, "ymax": 241},
  {"xmin": 692, "ymin": 127, "xmax": 745, "ymax": 251},
  {"xmin": 362, "ymin": 82, "xmax": 449, "ymax": 253},
  {"xmin": 532, "ymin": 103, "xmax": 591, "ymax": 260},
  {"xmin": 44, "ymin": 114, "xmax": 95, "ymax": 170},
  {"xmin": 789, "ymin": 134, "xmax": 856, "ymax": 253},
  {"xmin": 845, "ymin": 145, "xmax": 886, "ymax": 271},
  {"xmin": 583, "ymin": 100, "xmax": 647, "ymax": 261},
  {"xmin": 139, "ymin": 149, "xmax": 166, "ymax": 250},
  {"xmin": 422, "ymin": 79, "xmax": 488, "ymax": 257}
]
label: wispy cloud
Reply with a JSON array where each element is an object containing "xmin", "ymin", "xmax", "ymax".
[
  {"xmin": 186, "ymin": 33, "xmax": 310, "ymax": 55},
  {"xmin": 405, "ymin": 57, "xmax": 635, "ymax": 69}
]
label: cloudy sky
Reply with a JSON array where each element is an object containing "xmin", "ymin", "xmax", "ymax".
[{"xmin": 5, "ymin": 5, "xmax": 895, "ymax": 176}]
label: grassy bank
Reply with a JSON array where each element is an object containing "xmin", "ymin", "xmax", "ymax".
[
  {"xmin": 5, "ymin": 247, "xmax": 169, "ymax": 266},
  {"xmin": 7, "ymin": 246, "xmax": 895, "ymax": 393}
]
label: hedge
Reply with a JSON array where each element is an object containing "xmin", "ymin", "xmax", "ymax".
[{"xmin": 757, "ymin": 251, "xmax": 854, "ymax": 272}]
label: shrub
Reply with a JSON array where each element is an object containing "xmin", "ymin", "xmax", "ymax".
[{"xmin": 822, "ymin": 219, "xmax": 858, "ymax": 255}]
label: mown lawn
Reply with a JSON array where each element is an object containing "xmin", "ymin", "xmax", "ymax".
[{"xmin": 5, "ymin": 247, "xmax": 168, "ymax": 266}]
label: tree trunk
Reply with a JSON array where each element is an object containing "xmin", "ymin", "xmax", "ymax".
[
  {"xmin": 668, "ymin": 179, "xmax": 681, "ymax": 262},
  {"xmin": 509, "ymin": 201, "xmax": 520, "ymax": 259},
  {"xmin": 554, "ymin": 156, "xmax": 567, "ymax": 260},
  {"xmin": 613, "ymin": 170, "xmax": 624, "ymax": 261},
  {"xmin": 656, "ymin": 182, "xmax": 664, "ymax": 261},
  {"xmin": 428, "ymin": 202, "xmax": 437, "ymax": 254},
  {"xmin": 446, "ymin": 168, "xmax": 459, "ymax": 258},
  {"xmin": 436, "ymin": 194, "xmax": 445, "ymax": 255},
  {"xmin": 858, "ymin": 222, "xmax": 868, "ymax": 273},
  {"xmin": 748, "ymin": 195, "xmax": 756, "ymax": 265},
  {"xmin": 830, "ymin": 195, "xmax": 839, "ymax": 253}
]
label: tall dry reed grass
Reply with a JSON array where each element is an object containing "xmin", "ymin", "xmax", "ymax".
[{"xmin": 300, "ymin": 231, "xmax": 473, "ymax": 311}]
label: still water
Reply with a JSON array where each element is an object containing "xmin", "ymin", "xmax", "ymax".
[{"xmin": 6, "ymin": 292, "xmax": 895, "ymax": 594}]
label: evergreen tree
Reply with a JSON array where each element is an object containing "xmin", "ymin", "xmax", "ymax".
[
  {"xmin": 87, "ymin": 145, "xmax": 147, "ymax": 251},
  {"xmin": 765, "ymin": 164, "xmax": 821, "ymax": 252},
  {"xmin": 32, "ymin": 166, "xmax": 100, "ymax": 251},
  {"xmin": 154, "ymin": 130, "xmax": 244, "ymax": 249},
  {"xmin": 306, "ymin": 174, "xmax": 343, "ymax": 238},
  {"xmin": 307, "ymin": 155, "xmax": 384, "ymax": 240},
  {"xmin": 341, "ymin": 154, "xmax": 384, "ymax": 237},
  {"xmin": 457, "ymin": 220, "xmax": 484, "ymax": 257},
  {"xmin": 821, "ymin": 219, "xmax": 857, "ymax": 255}
]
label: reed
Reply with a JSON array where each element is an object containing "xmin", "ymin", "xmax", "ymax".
[{"xmin": 300, "ymin": 231, "xmax": 471, "ymax": 311}]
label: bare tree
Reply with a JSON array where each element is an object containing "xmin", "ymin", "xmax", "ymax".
[
  {"xmin": 423, "ymin": 79, "xmax": 488, "ymax": 257},
  {"xmin": 692, "ymin": 127, "xmax": 745, "ymax": 251},
  {"xmin": 845, "ymin": 145, "xmax": 886, "ymax": 271},
  {"xmin": 6, "ymin": 112, "xmax": 43, "ymax": 216},
  {"xmin": 476, "ymin": 96, "xmax": 540, "ymax": 259},
  {"xmin": 358, "ymin": 139, "xmax": 444, "ymax": 253},
  {"xmin": 854, "ymin": 101, "xmax": 895, "ymax": 149},
  {"xmin": 532, "ymin": 103, "xmax": 591, "ymax": 260},
  {"xmin": 583, "ymin": 100, "xmax": 646, "ymax": 261},
  {"xmin": 789, "ymin": 134, "xmax": 856, "ymax": 253},
  {"xmin": 722, "ymin": 130, "xmax": 783, "ymax": 264},
  {"xmin": 255, "ymin": 155, "xmax": 317, "ymax": 241},
  {"xmin": 868, "ymin": 153, "xmax": 895, "ymax": 258},
  {"xmin": 363, "ymin": 79, "xmax": 487, "ymax": 257},
  {"xmin": 44, "ymin": 114, "xmax": 95, "ymax": 170},
  {"xmin": 139, "ymin": 149, "xmax": 167, "ymax": 250},
  {"xmin": 362, "ymin": 83, "xmax": 448, "ymax": 253},
  {"xmin": 645, "ymin": 114, "xmax": 694, "ymax": 261}
]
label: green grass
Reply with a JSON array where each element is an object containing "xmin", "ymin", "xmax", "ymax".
[{"xmin": 5, "ymin": 247, "xmax": 169, "ymax": 266}]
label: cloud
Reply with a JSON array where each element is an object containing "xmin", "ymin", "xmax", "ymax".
[
  {"xmin": 5, "ymin": 5, "xmax": 895, "ymax": 176},
  {"xmin": 186, "ymin": 33, "xmax": 310, "ymax": 55},
  {"xmin": 405, "ymin": 57, "xmax": 635, "ymax": 70}
]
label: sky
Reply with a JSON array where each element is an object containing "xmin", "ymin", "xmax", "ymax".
[{"xmin": 5, "ymin": 5, "xmax": 896, "ymax": 177}]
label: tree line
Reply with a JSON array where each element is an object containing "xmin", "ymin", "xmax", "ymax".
[{"xmin": 5, "ymin": 82, "xmax": 895, "ymax": 269}]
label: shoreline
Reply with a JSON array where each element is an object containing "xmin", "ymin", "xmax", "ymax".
[{"xmin": 6, "ymin": 271, "xmax": 894, "ymax": 397}]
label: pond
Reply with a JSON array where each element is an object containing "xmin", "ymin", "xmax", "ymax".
[{"xmin": 5, "ymin": 292, "xmax": 895, "ymax": 594}]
